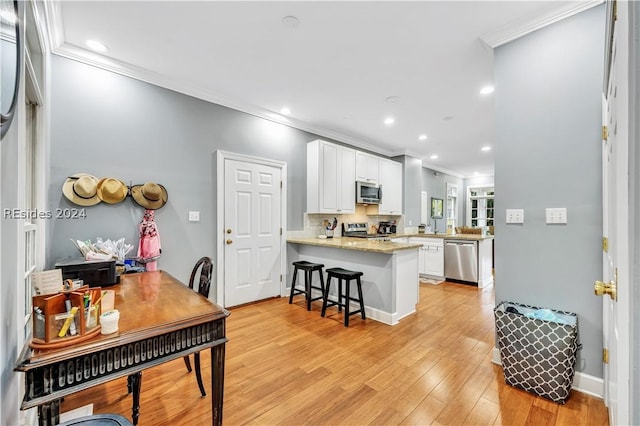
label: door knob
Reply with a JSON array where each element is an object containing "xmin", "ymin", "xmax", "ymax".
[
  {"xmin": 226, "ymin": 229, "xmax": 232, "ymax": 234},
  {"xmin": 226, "ymin": 239, "xmax": 233, "ymax": 245},
  {"xmin": 594, "ymin": 280, "xmax": 617, "ymax": 300}
]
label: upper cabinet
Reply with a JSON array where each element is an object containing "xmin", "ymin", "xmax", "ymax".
[
  {"xmin": 378, "ymin": 158, "xmax": 402, "ymax": 215},
  {"xmin": 355, "ymin": 152, "xmax": 379, "ymax": 184},
  {"xmin": 307, "ymin": 140, "xmax": 356, "ymax": 214}
]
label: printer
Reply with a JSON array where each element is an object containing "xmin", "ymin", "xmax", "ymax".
[{"xmin": 54, "ymin": 258, "xmax": 119, "ymax": 287}]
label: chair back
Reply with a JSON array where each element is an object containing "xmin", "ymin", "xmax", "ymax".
[{"xmin": 188, "ymin": 257, "xmax": 213, "ymax": 298}]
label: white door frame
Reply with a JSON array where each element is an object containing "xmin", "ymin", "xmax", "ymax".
[
  {"xmin": 216, "ymin": 150, "xmax": 287, "ymax": 307},
  {"xmin": 629, "ymin": 2, "xmax": 640, "ymax": 421}
]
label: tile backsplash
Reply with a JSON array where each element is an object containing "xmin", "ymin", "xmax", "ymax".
[{"xmin": 291, "ymin": 205, "xmax": 404, "ymax": 238}]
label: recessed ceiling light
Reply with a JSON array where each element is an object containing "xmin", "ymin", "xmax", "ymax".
[
  {"xmin": 430, "ymin": 154, "xmax": 438, "ymax": 160},
  {"xmin": 280, "ymin": 107, "xmax": 291, "ymax": 115},
  {"xmin": 480, "ymin": 85, "xmax": 495, "ymax": 95},
  {"xmin": 282, "ymin": 16, "xmax": 300, "ymax": 28},
  {"xmin": 418, "ymin": 134, "xmax": 428, "ymax": 141},
  {"xmin": 384, "ymin": 117, "xmax": 395, "ymax": 126},
  {"xmin": 85, "ymin": 39, "xmax": 109, "ymax": 53},
  {"xmin": 481, "ymin": 146, "xmax": 492, "ymax": 151},
  {"xmin": 474, "ymin": 171, "xmax": 480, "ymax": 175}
]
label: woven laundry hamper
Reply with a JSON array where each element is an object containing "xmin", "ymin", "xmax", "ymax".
[{"xmin": 494, "ymin": 301, "xmax": 580, "ymax": 403}]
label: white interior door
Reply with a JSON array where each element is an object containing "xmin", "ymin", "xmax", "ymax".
[
  {"xmin": 224, "ymin": 158, "xmax": 282, "ymax": 307},
  {"xmin": 601, "ymin": 2, "xmax": 630, "ymax": 423}
]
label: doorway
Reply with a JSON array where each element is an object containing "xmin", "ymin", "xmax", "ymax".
[{"xmin": 216, "ymin": 151, "xmax": 287, "ymax": 307}]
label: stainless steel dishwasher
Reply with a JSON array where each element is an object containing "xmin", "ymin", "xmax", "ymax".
[{"xmin": 444, "ymin": 240, "xmax": 478, "ymax": 282}]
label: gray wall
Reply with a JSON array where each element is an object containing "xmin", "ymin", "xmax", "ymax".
[
  {"xmin": 1, "ymin": 3, "xmax": 24, "ymax": 423},
  {"xmin": 48, "ymin": 56, "xmax": 329, "ymax": 284},
  {"xmin": 1, "ymin": 95, "xmax": 21, "ymax": 426},
  {"xmin": 494, "ymin": 5, "xmax": 604, "ymax": 377},
  {"xmin": 421, "ymin": 167, "xmax": 464, "ymax": 234},
  {"xmin": 393, "ymin": 155, "xmax": 422, "ymax": 227}
]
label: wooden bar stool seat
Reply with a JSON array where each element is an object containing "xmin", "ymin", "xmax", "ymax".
[
  {"xmin": 321, "ymin": 267, "xmax": 366, "ymax": 327},
  {"xmin": 289, "ymin": 261, "xmax": 325, "ymax": 311}
]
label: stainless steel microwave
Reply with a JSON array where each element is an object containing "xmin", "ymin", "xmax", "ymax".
[{"xmin": 356, "ymin": 181, "xmax": 381, "ymax": 204}]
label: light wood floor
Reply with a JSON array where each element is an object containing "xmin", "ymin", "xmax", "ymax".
[{"xmin": 61, "ymin": 281, "xmax": 609, "ymax": 425}]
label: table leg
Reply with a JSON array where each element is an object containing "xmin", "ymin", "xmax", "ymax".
[
  {"xmin": 129, "ymin": 371, "xmax": 142, "ymax": 425},
  {"xmin": 211, "ymin": 344, "xmax": 225, "ymax": 426},
  {"xmin": 37, "ymin": 399, "xmax": 60, "ymax": 426}
]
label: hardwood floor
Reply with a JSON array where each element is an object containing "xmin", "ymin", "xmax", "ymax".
[{"xmin": 61, "ymin": 281, "xmax": 609, "ymax": 425}]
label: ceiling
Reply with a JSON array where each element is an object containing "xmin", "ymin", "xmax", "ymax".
[{"xmin": 45, "ymin": 1, "xmax": 600, "ymax": 177}]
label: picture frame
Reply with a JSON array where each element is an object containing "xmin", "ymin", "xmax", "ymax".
[{"xmin": 431, "ymin": 197, "xmax": 443, "ymax": 219}]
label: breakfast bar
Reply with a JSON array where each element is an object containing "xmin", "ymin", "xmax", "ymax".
[{"xmin": 286, "ymin": 237, "xmax": 421, "ymax": 325}]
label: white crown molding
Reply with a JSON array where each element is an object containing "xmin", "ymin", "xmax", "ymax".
[
  {"xmin": 480, "ymin": 0, "xmax": 604, "ymax": 48},
  {"xmin": 43, "ymin": 2, "xmax": 401, "ymax": 162},
  {"xmin": 420, "ymin": 162, "xmax": 465, "ymax": 179}
]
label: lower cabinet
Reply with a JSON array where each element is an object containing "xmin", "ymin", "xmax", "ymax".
[{"xmin": 409, "ymin": 237, "xmax": 444, "ymax": 278}]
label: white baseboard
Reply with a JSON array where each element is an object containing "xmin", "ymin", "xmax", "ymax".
[{"xmin": 491, "ymin": 347, "xmax": 604, "ymax": 398}]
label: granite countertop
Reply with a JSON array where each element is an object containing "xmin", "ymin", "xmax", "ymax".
[
  {"xmin": 286, "ymin": 237, "xmax": 422, "ymax": 254},
  {"xmin": 393, "ymin": 233, "xmax": 494, "ymax": 241}
]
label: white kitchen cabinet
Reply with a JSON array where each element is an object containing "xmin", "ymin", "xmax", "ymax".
[
  {"xmin": 410, "ymin": 237, "xmax": 444, "ymax": 278},
  {"xmin": 355, "ymin": 151, "xmax": 379, "ymax": 184},
  {"xmin": 307, "ymin": 140, "xmax": 356, "ymax": 214},
  {"xmin": 378, "ymin": 158, "xmax": 402, "ymax": 215}
]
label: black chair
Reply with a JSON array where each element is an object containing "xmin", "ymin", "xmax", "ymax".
[
  {"xmin": 58, "ymin": 414, "xmax": 133, "ymax": 426},
  {"xmin": 127, "ymin": 257, "xmax": 213, "ymax": 424},
  {"xmin": 183, "ymin": 256, "xmax": 214, "ymax": 396}
]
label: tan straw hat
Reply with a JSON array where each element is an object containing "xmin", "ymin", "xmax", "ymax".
[
  {"xmin": 62, "ymin": 173, "xmax": 101, "ymax": 206},
  {"xmin": 130, "ymin": 182, "xmax": 168, "ymax": 209},
  {"xmin": 97, "ymin": 178, "xmax": 128, "ymax": 204}
]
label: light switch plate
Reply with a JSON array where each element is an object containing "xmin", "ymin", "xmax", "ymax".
[
  {"xmin": 188, "ymin": 211, "xmax": 200, "ymax": 222},
  {"xmin": 546, "ymin": 208, "xmax": 567, "ymax": 224},
  {"xmin": 506, "ymin": 209, "xmax": 524, "ymax": 224}
]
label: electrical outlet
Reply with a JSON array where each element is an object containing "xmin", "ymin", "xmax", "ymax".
[{"xmin": 188, "ymin": 211, "xmax": 200, "ymax": 222}]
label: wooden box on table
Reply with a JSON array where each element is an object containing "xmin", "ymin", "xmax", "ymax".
[{"xmin": 31, "ymin": 287, "xmax": 102, "ymax": 348}]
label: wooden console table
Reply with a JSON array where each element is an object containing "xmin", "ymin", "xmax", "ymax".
[{"xmin": 14, "ymin": 271, "xmax": 229, "ymax": 426}]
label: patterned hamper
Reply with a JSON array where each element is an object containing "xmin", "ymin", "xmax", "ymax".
[{"xmin": 494, "ymin": 301, "xmax": 580, "ymax": 403}]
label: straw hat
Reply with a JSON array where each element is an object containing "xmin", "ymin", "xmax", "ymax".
[
  {"xmin": 97, "ymin": 178, "xmax": 128, "ymax": 204},
  {"xmin": 130, "ymin": 182, "xmax": 168, "ymax": 209},
  {"xmin": 62, "ymin": 173, "xmax": 101, "ymax": 206}
]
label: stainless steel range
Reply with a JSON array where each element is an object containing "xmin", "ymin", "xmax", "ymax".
[{"xmin": 341, "ymin": 223, "xmax": 391, "ymax": 241}]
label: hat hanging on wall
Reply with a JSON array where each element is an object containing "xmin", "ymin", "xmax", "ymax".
[
  {"xmin": 62, "ymin": 173, "xmax": 101, "ymax": 206},
  {"xmin": 97, "ymin": 178, "xmax": 128, "ymax": 204},
  {"xmin": 130, "ymin": 182, "xmax": 168, "ymax": 210}
]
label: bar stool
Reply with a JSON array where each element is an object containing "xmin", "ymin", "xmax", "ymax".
[
  {"xmin": 321, "ymin": 267, "xmax": 366, "ymax": 327},
  {"xmin": 289, "ymin": 261, "xmax": 325, "ymax": 311}
]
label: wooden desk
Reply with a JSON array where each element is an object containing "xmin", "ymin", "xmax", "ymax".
[{"xmin": 14, "ymin": 271, "xmax": 229, "ymax": 426}]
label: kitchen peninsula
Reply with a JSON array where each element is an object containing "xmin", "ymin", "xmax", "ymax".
[{"xmin": 286, "ymin": 237, "xmax": 421, "ymax": 325}]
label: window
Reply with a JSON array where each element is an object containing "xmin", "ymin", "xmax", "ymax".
[
  {"xmin": 22, "ymin": 2, "xmax": 46, "ymax": 339},
  {"xmin": 446, "ymin": 183, "xmax": 458, "ymax": 232},
  {"xmin": 467, "ymin": 186, "xmax": 494, "ymax": 228},
  {"xmin": 23, "ymin": 101, "xmax": 38, "ymax": 337}
]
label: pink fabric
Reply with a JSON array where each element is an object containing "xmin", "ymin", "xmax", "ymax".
[{"xmin": 137, "ymin": 209, "xmax": 161, "ymax": 271}]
